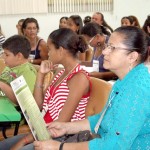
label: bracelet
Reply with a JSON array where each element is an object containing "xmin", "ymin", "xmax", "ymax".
[
  {"xmin": 24, "ymin": 136, "xmax": 28, "ymax": 145},
  {"xmin": 59, "ymin": 142, "xmax": 65, "ymax": 150},
  {"xmin": 34, "ymin": 84, "xmax": 44, "ymax": 88}
]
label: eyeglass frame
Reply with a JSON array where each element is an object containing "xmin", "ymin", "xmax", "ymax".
[{"xmin": 105, "ymin": 43, "xmax": 139, "ymax": 53}]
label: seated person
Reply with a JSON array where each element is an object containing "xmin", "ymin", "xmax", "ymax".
[
  {"xmin": 59, "ymin": 16, "xmax": 68, "ymax": 29},
  {"xmin": 0, "ymin": 35, "xmax": 37, "ymax": 105},
  {"xmin": 0, "ymin": 28, "xmax": 91, "ymax": 150},
  {"xmin": 81, "ymin": 22, "xmax": 117, "ymax": 81},
  {"xmin": 34, "ymin": 26, "xmax": 150, "ymax": 150},
  {"xmin": 83, "ymin": 16, "xmax": 91, "ymax": 25},
  {"xmin": 21, "ymin": 18, "xmax": 48, "ymax": 65},
  {"xmin": 16, "ymin": 19, "xmax": 25, "ymax": 36}
]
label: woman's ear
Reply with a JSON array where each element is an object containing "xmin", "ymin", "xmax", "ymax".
[
  {"xmin": 59, "ymin": 46, "xmax": 64, "ymax": 56},
  {"xmin": 128, "ymin": 51, "xmax": 139, "ymax": 63}
]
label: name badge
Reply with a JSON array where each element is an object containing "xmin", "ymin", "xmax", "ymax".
[
  {"xmin": 29, "ymin": 54, "xmax": 35, "ymax": 59},
  {"xmin": 93, "ymin": 60, "xmax": 99, "ymax": 72}
]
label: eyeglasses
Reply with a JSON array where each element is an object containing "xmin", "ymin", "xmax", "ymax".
[
  {"xmin": 105, "ymin": 44, "xmax": 139, "ymax": 53},
  {"xmin": 89, "ymin": 35, "xmax": 96, "ymax": 44}
]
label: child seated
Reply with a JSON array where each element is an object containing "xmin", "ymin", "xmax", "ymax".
[{"xmin": 0, "ymin": 35, "xmax": 37, "ymax": 105}]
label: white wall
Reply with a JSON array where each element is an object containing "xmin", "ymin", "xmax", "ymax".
[
  {"xmin": 0, "ymin": 0, "xmax": 150, "ymax": 41},
  {"xmin": 113, "ymin": 0, "xmax": 150, "ymax": 28}
]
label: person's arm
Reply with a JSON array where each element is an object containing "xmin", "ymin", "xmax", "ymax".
[
  {"xmin": 34, "ymin": 113, "xmax": 102, "ymax": 150},
  {"xmin": 89, "ymin": 71, "xmax": 117, "ymax": 81},
  {"xmin": 39, "ymin": 40, "xmax": 48, "ymax": 60},
  {"xmin": 34, "ymin": 119, "xmax": 90, "ymax": 150},
  {"xmin": 33, "ymin": 71, "xmax": 46, "ymax": 109},
  {"xmin": 10, "ymin": 133, "xmax": 34, "ymax": 150},
  {"xmin": 56, "ymin": 72, "xmax": 90, "ymax": 122},
  {"xmin": 0, "ymin": 81, "xmax": 17, "ymax": 104},
  {"xmin": 47, "ymin": 119, "xmax": 90, "ymax": 136},
  {"xmin": 34, "ymin": 140, "xmax": 89, "ymax": 150},
  {"xmin": 33, "ymin": 60, "xmax": 55, "ymax": 109},
  {"xmin": 87, "ymin": 86, "xmax": 149, "ymax": 150}
]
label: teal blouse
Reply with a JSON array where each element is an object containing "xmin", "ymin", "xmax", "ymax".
[{"xmin": 88, "ymin": 63, "xmax": 150, "ymax": 150}]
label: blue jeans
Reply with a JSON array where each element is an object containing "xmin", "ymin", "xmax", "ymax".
[{"xmin": 0, "ymin": 134, "xmax": 34, "ymax": 150}]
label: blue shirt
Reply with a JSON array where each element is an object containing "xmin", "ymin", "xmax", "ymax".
[
  {"xmin": 92, "ymin": 35, "xmax": 109, "ymax": 72},
  {"xmin": 88, "ymin": 63, "xmax": 150, "ymax": 150}
]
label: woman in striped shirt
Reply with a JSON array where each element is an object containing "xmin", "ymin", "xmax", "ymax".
[
  {"xmin": 2, "ymin": 28, "xmax": 91, "ymax": 150},
  {"xmin": 37, "ymin": 28, "xmax": 91, "ymax": 124}
]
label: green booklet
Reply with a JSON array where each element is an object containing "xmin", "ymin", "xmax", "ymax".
[{"xmin": 10, "ymin": 75, "xmax": 51, "ymax": 141}]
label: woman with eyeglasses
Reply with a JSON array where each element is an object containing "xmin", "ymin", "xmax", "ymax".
[
  {"xmin": 33, "ymin": 26, "xmax": 150, "ymax": 150},
  {"xmin": 81, "ymin": 22, "xmax": 117, "ymax": 81}
]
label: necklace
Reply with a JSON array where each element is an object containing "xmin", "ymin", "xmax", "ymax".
[
  {"xmin": 42, "ymin": 63, "xmax": 79, "ymax": 116},
  {"xmin": 50, "ymin": 63, "xmax": 79, "ymax": 99}
]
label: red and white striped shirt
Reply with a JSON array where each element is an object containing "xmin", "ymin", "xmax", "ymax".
[{"xmin": 42, "ymin": 64, "xmax": 90, "ymax": 123}]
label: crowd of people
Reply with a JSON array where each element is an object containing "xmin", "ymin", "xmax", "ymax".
[{"xmin": 0, "ymin": 12, "xmax": 150, "ymax": 150}]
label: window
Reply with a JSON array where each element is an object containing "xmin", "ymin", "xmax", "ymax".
[{"xmin": 48, "ymin": 0, "xmax": 113, "ymax": 13}]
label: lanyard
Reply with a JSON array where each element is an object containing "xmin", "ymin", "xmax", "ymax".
[{"xmin": 94, "ymin": 90, "xmax": 118, "ymax": 133}]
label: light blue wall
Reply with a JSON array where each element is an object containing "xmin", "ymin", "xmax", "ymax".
[{"xmin": 0, "ymin": 0, "xmax": 150, "ymax": 41}]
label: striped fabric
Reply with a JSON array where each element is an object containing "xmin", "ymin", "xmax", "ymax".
[
  {"xmin": 0, "ymin": 35, "xmax": 5, "ymax": 51},
  {"xmin": 42, "ymin": 64, "xmax": 90, "ymax": 123}
]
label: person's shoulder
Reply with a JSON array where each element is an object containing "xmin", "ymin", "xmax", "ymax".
[
  {"xmin": 20, "ymin": 62, "xmax": 37, "ymax": 74},
  {"xmin": 132, "ymin": 65, "xmax": 150, "ymax": 95},
  {"xmin": 69, "ymin": 70, "xmax": 89, "ymax": 83},
  {"xmin": 38, "ymin": 38, "xmax": 47, "ymax": 51},
  {"xmin": 38, "ymin": 38, "xmax": 46, "ymax": 45}
]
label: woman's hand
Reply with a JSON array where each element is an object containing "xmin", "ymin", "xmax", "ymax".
[
  {"xmin": 34, "ymin": 140, "xmax": 60, "ymax": 150},
  {"xmin": 39, "ymin": 60, "xmax": 53, "ymax": 74},
  {"xmin": 47, "ymin": 122, "xmax": 68, "ymax": 138},
  {"xmin": 39, "ymin": 60, "xmax": 58, "ymax": 74}
]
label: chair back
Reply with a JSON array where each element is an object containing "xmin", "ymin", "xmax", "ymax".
[
  {"xmin": 0, "ymin": 59, "xmax": 6, "ymax": 75},
  {"xmin": 43, "ymin": 71, "xmax": 54, "ymax": 93},
  {"xmin": 85, "ymin": 77, "xmax": 112, "ymax": 117}
]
